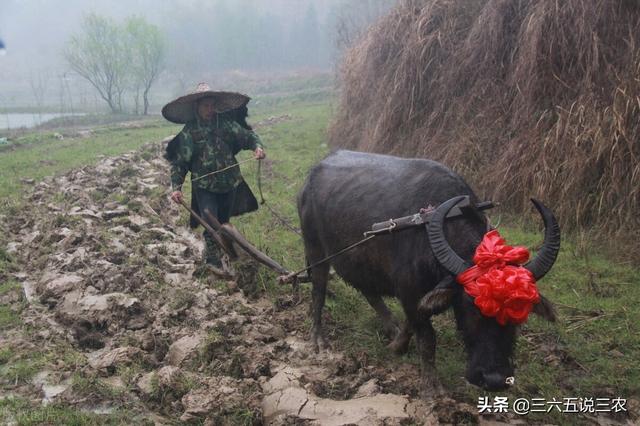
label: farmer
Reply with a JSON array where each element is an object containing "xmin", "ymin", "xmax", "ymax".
[{"xmin": 163, "ymin": 83, "xmax": 266, "ymax": 271}]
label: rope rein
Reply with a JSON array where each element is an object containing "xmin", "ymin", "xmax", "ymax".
[
  {"xmin": 253, "ymin": 157, "xmax": 369, "ymax": 279},
  {"xmin": 255, "ymin": 158, "xmax": 302, "ymax": 235},
  {"xmin": 257, "ymin": 158, "xmax": 265, "ymax": 204},
  {"xmin": 283, "ymin": 234, "xmax": 377, "ymax": 281},
  {"xmin": 190, "ymin": 157, "xmax": 257, "ymax": 183}
]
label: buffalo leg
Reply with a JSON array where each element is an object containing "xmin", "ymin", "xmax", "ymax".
[
  {"xmin": 415, "ymin": 320, "xmax": 442, "ymax": 392},
  {"xmin": 402, "ymin": 300, "xmax": 441, "ymax": 391},
  {"xmin": 310, "ymin": 261, "xmax": 330, "ymax": 352},
  {"xmin": 387, "ymin": 321, "xmax": 412, "ymax": 355},
  {"xmin": 363, "ymin": 293, "xmax": 412, "ymax": 354}
]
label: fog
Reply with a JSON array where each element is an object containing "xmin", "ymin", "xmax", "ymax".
[{"xmin": 0, "ymin": 0, "xmax": 393, "ymax": 112}]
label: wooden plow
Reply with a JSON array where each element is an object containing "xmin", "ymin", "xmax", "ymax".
[{"xmin": 179, "ymin": 197, "xmax": 494, "ymax": 285}]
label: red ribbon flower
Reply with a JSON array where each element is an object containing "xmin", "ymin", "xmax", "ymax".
[{"xmin": 457, "ymin": 230, "xmax": 539, "ymax": 325}]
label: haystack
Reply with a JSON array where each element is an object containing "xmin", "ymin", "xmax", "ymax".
[{"xmin": 330, "ymin": 0, "xmax": 640, "ymax": 255}]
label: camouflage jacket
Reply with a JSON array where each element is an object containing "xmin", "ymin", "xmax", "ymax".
[{"xmin": 169, "ymin": 116, "xmax": 263, "ymax": 193}]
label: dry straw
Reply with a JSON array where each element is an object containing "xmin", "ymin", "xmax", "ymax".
[{"xmin": 330, "ymin": 0, "xmax": 640, "ymax": 259}]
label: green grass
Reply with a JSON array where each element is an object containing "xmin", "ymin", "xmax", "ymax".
[
  {"xmin": 0, "ymin": 305, "xmax": 21, "ymax": 330},
  {"xmin": 0, "ymin": 397, "xmax": 150, "ymax": 426},
  {"xmin": 0, "ymin": 281, "xmax": 24, "ymax": 331},
  {"xmin": 0, "ymin": 122, "xmax": 172, "ymax": 207},
  {"xmin": 0, "ymin": 246, "xmax": 16, "ymax": 279},
  {"xmin": 0, "ymin": 280, "xmax": 21, "ymax": 296},
  {"xmin": 0, "ymin": 95, "xmax": 638, "ymax": 425},
  {"xmin": 0, "ymin": 345, "xmax": 140, "ymax": 425},
  {"xmin": 0, "ymin": 351, "xmax": 45, "ymax": 384}
]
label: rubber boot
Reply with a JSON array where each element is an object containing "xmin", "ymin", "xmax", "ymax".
[{"xmin": 203, "ymin": 233, "xmax": 224, "ymax": 269}]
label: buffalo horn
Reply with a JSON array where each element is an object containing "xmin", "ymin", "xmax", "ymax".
[
  {"xmin": 427, "ymin": 196, "xmax": 472, "ymax": 276},
  {"xmin": 523, "ymin": 199, "xmax": 561, "ymax": 280}
]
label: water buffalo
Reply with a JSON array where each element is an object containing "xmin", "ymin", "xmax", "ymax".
[{"xmin": 297, "ymin": 150, "xmax": 560, "ymax": 391}]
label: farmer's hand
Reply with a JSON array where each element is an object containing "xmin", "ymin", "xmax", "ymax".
[
  {"xmin": 254, "ymin": 147, "xmax": 266, "ymax": 160},
  {"xmin": 170, "ymin": 190, "xmax": 184, "ymax": 204}
]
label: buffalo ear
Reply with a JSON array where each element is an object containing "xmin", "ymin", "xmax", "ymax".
[
  {"xmin": 532, "ymin": 294, "xmax": 557, "ymax": 322},
  {"xmin": 418, "ymin": 276, "xmax": 457, "ymax": 317}
]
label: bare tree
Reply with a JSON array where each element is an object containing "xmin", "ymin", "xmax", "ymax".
[
  {"xmin": 125, "ymin": 16, "xmax": 165, "ymax": 115},
  {"xmin": 64, "ymin": 13, "xmax": 127, "ymax": 113},
  {"xmin": 29, "ymin": 70, "xmax": 49, "ymax": 125},
  {"xmin": 64, "ymin": 13, "xmax": 165, "ymax": 115}
]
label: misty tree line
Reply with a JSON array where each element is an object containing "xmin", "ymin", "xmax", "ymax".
[
  {"xmin": 165, "ymin": 0, "xmax": 393, "ymax": 73},
  {"xmin": 167, "ymin": 2, "xmax": 331, "ymax": 72},
  {"xmin": 65, "ymin": 14, "xmax": 164, "ymax": 115},
  {"xmin": 63, "ymin": 0, "xmax": 393, "ymax": 115}
]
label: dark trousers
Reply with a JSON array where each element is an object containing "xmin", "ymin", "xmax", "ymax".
[
  {"xmin": 195, "ymin": 187, "xmax": 235, "ymax": 265},
  {"xmin": 194, "ymin": 187, "xmax": 235, "ymax": 225}
]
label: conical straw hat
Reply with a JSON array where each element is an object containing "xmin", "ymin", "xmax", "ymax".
[{"xmin": 162, "ymin": 82, "xmax": 250, "ymax": 124}]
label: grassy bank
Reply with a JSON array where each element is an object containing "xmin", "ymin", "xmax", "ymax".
[
  {"xmin": 0, "ymin": 96, "xmax": 638, "ymax": 425},
  {"xmin": 0, "ymin": 123, "xmax": 167, "ymax": 206}
]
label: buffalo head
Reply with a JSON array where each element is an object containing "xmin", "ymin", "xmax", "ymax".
[{"xmin": 419, "ymin": 196, "xmax": 560, "ymax": 391}]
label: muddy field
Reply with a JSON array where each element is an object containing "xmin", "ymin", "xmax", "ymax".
[
  {"xmin": 2, "ymin": 133, "xmax": 637, "ymax": 425},
  {"xmin": 1, "ymin": 138, "xmax": 482, "ymax": 425}
]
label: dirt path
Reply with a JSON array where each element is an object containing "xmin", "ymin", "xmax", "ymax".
[{"xmin": 3, "ymin": 140, "xmax": 512, "ymax": 424}]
